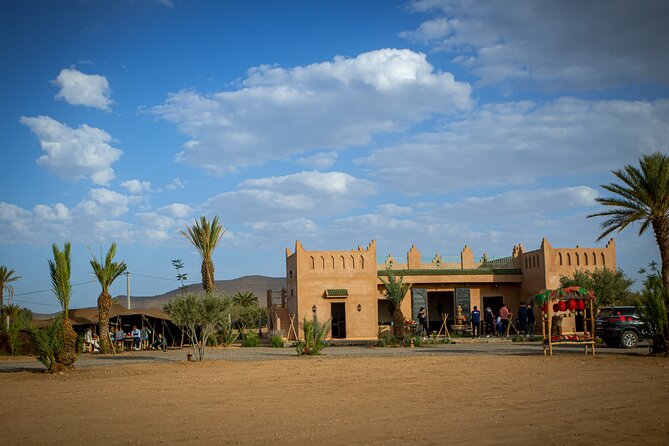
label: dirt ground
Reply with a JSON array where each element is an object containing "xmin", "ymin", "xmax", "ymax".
[{"xmin": 1, "ymin": 350, "xmax": 668, "ymax": 445}]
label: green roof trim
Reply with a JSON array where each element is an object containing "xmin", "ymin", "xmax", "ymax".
[
  {"xmin": 377, "ymin": 268, "xmax": 522, "ymax": 276},
  {"xmin": 324, "ymin": 289, "xmax": 349, "ymax": 298}
]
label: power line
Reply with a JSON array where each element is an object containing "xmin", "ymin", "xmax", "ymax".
[
  {"xmin": 12, "ymin": 280, "xmax": 97, "ymax": 297},
  {"xmin": 11, "ymin": 299, "xmax": 61, "ymax": 308},
  {"xmin": 130, "ymin": 272, "xmax": 195, "ymax": 283}
]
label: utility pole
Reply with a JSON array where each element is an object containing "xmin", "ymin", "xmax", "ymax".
[{"xmin": 126, "ymin": 271, "xmax": 131, "ymax": 310}]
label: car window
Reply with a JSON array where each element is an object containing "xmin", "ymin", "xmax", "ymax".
[
  {"xmin": 614, "ymin": 308, "xmax": 636, "ymax": 316},
  {"xmin": 596, "ymin": 308, "xmax": 613, "ymax": 319}
]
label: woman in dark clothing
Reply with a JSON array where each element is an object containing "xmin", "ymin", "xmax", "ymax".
[
  {"xmin": 526, "ymin": 303, "xmax": 536, "ymax": 337},
  {"xmin": 417, "ymin": 307, "xmax": 429, "ymax": 338}
]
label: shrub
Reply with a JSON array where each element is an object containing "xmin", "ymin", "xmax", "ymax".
[
  {"xmin": 296, "ymin": 315, "xmax": 330, "ymax": 356},
  {"xmin": 242, "ymin": 331, "xmax": 260, "ymax": 347},
  {"xmin": 29, "ymin": 318, "xmax": 65, "ymax": 373},
  {"xmin": 270, "ymin": 330, "xmax": 284, "ymax": 348}
]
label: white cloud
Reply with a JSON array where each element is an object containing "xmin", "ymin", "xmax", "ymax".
[
  {"xmin": 159, "ymin": 203, "xmax": 193, "ymax": 218},
  {"xmin": 402, "ymin": 0, "xmax": 669, "ymax": 89},
  {"xmin": 296, "ymin": 151, "xmax": 338, "ymax": 169},
  {"xmin": 20, "ymin": 115, "xmax": 122, "ymax": 185},
  {"xmin": 52, "ymin": 68, "xmax": 112, "ymax": 110},
  {"xmin": 207, "ymin": 171, "xmax": 376, "ymax": 223},
  {"xmin": 33, "ymin": 203, "xmax": 70, "ymax": 221},
  {"xmin": 164, "ymin": 177, "xmax": 186, "ymax": 190},
  {"xmin": 400, "ymin": 0, "xmax": 669, "ymax": 89},
  {"xmin": 79, "ymin": 188, "xmax": 139, "ymax": 218},
  {"xmin": 121, "ymin": 179, "xmax": 152, "ymax": 194},
  {"xmin": 151, "ymin": 48, "xmax": 472, "ymax": 174},
  {"xmin": 358, "ymin": 98, "xmax": 669, "ymax": 193}
]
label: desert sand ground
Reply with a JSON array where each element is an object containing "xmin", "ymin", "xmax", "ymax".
[{"xmin": 0, "ymin": 344, "xmax": 668, "ymax": 445}]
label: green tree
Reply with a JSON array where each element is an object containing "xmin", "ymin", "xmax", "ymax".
[
  {"xmin": 2, "ymin": 304, "xmax": 32, "ymax": 355},
  {"xmin": 636, "ymin": 263, "xmax": 669, "ymax": 354},
  {"xmin": 296, "ymin": 315, "xmax": 330, "ymax": 356},
  {"xmin": 379, "ymin": 270, "xmax": 411, "ymax": 339},
  {"xmin": 589, "ymin": 152, "xmax": 669, "ymax": 352},
  {"xmin": 180, "ymin": 216, "xmax": 225, "ymax": 294},
  {"xmin": 163, "ymin": 292, "xmax": 230, "ymax": 361},
  {"xmin": 0, "ymin": 266, "xmax": 21, "ymax": 326},
  {"xmin": 49, "ymin": 242, "xmax": 77, "ymax": 367},
  {"xmin": 90, "ymin": 243, "xmax": 127, "ymax": 353},
  {"xmin": 588, "ymin": 152, "xmax": 669, "ymax": 291},
  {"xmin": 233, "ymin": 291, "xmax": 258, "ymax": 307},
  {"xmin": 559, "ymin": 268, "xmax": 635, "ymax": 307}
]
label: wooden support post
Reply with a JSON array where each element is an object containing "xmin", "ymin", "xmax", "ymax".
[
  {"xmin": 436, "ymin": 313, "xmax": 450, "ymax": 339},
  {"xmin": 287, "ymin": 314, "xmax": 298, "ymax": 341}
]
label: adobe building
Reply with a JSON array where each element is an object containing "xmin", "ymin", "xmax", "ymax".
[{"xmin": 268, "ymin": 238, "xmax": 616, "ymax": 340}]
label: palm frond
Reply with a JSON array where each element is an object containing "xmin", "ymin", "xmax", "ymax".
[{"xmin": 49, "ymin": 242, "xmax": 72, "ymax": 318}]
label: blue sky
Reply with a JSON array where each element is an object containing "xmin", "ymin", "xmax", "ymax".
[{"xmin": 1, "ymin": 0, "xmax": 668, "ymax": 312}]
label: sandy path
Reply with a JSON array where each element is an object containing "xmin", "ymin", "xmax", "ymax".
[{"xmin": 1, "ymin": 352, "xmax": 668, "ymax": 445}]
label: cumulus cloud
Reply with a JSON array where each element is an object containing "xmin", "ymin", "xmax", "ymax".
[
  {"xmin": 402, "ymin": 0, "xmax": 669, "ymax": 89},
  {"xmin": 121, "ymin": 179, "xmax": 152, "ymax": 194},
  {"xmin": 164, "ymin": 177, "xmax": 186, "ymax": 191},
  {"xmin": 151, "ymin": 48, "xmax": 472, "ymax": 174},
  {"xmin": 159, "ymin": 203, "xmax": 193, "ymax": 219},
  {"xmin": 296, "ymin": 151, "xmax": 338, "ymax": 169},
  {"xmin": 20, "ymin": 115, "xmax": 122, "ymax": 185},
  {"xmin": 358, "ymin": 98, "xmax": 669, "ymax": 193},
  {"xmin": 52, "ymin": 68, "xmax": 112, "ymax": 110},
  {"xmin": 206, "ymin": 171, "xmax": 376, "ymax": 223}
]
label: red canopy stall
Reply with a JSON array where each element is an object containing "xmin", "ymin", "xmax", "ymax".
[{"xmin": 535, "ymin": 286, "xmax": 597, "ymax": 356}]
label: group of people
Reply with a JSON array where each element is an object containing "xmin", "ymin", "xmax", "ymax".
[
  {"xmin": 82, "ymin": 326, "xmax": 168, "ymax": 352},
  {"xmin": 478, "ymin": 302, "xmax": 536, "ymax": 338},
  {"xmin": 416, "ymin": 302, "xmax": 537, "ymax": 338}
]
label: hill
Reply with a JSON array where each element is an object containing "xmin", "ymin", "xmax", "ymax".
[{"xmin": 113, "ymin": 275, "xmax": 285, "ymax": 310}]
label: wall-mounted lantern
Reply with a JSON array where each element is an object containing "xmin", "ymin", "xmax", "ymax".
[
  {"xmin": 357, "ymin": 304, "xmax": 362, "ymax": 312},
  {"xmin": 312, "ymin": 305, "xmax": 317, "ymax": 313}
]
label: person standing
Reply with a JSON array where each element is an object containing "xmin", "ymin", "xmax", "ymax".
[
  {"xmin": 484, "ymin": 306, "xmax": 495, "ymax": 337},
  {"xmin": 131, "ymin": 325, "xmax": 141, "ymax": 350},
  {"xmin": 417, "ymin": 307, "xmax": 429, "ymax": 338},
  {"xmin": 526, "ymin": 303, "xmax": 536, "ymax": 337},
  {"xmin": 517, "ymin": 302, "xmax": 528, "ymax": 337},
  {"xmin": 471, "ymin": 306, "xmax": 481, "ymax": 338},
  {"xmin": 499, "ymin": 303, "xmax": 511, "ymax": 337}
]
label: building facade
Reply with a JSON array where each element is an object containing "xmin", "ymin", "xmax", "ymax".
[{"xmin": 268, "ymin": 238, "xmax": 616, "ymax": 340}]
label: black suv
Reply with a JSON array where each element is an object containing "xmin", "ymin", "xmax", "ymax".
[{"xmin": 595, "ymin": 306, "xmax": 647, "ymax": 348}]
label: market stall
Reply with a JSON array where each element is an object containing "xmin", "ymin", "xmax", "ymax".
[{"xmin": 535, "ymin": 286, "xmax": 596, "ymax": 356}]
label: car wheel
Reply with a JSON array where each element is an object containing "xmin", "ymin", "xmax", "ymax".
[
  {"xmin": 620, "ymin": 330, "xmax": 639, "ymax": 349},
  {"xmin": 603, "ymin": 337, "xmax": 619, "ymax": 348}
]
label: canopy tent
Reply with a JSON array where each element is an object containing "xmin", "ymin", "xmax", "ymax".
[
  {"xmin": 31, "ymin": 304, "xmax": 180, "ymax": 347},
  {"xmin": 535, "ymin": 285, "xmax": 597, "ymax": 356}
]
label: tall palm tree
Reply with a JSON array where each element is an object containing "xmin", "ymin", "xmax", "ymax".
[
  {"xmin": 588, "ymin": 152, "xmax": 669, "ymax": 291},
  {"xmin": 379, "ymin": 270, "xmax": 411, "ymax": 339},
  {"xmin": 90, "ymin": 243, "xmax": 127, "ymax": 353},
  {"xmin": 0, "ymin": 265, "xmax": 21, "ymax": 311},
  {"xmin": 1, "ymin": 266, "xmax": 21, "ymax": 330},
  {"xmin": 181, "ymin": 216, "xmax": 225, "ymax": 294},
  {"xmin": 233, "ymin": 291, "xmax": 258, "ymax": 307},
  {"xmin": 49, "ymin": 242, "xmax": 77, "ymax": 367}
]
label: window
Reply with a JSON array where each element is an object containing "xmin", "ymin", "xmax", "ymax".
[{"xmin": 559, "ymin": 252, "xmax": 563, "ymax": 266}]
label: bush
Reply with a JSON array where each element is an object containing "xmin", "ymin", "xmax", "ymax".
[
  {"xmin": 29, "ymin": 318, "xmax": 65, "ymax": 373},
  {"xmin": 270, "ymin": 330, "xmax": 284, "ymax": 348},
  {"xmin": 296, "ymin": 315, "xmax": 330, "ymax": 356},
  {"xmin": 241, "ymin": 331, "xmax": 260, "ymax": 347}
]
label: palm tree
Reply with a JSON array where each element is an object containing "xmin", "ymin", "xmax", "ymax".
[
  {"xmin": 379, "ymin": 270, "xmax": 411, "ymax": 339},
  {"xmin": 0, "ymin": 265, "xmax": 21, "ymax": 311},
  {"xmin": 90, "ymin": 243, "xmax": 127, "ymax": 353},
  {"xmin": 233, "ymin": 291, "xmax": 258, "ymax": 307},
  {"xmin": 181, "ymin": 216, "xmax": 225, "ymax": 294},
  {"xmin": 588, "ymin": 152, "xmax": 669, "ymax": 291},
  {"xmin": 1, "ymin": 265, "xmax": 21, "ymax": 330},
  {"xmin": 49, "ymin": 242, "xmax": 77, "ymax": 367}
]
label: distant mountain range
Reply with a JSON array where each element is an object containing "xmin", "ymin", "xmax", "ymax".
[{"xmin": 113, "ymin": 275, "xmax": 285, "ymax": 310}]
